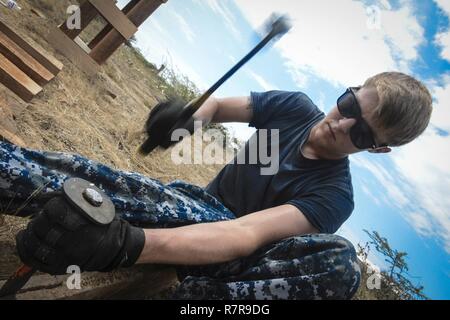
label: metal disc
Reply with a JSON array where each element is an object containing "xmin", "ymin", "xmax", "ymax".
[{"xmin": 63, "ymin": 178, "xmax": 115, "ymax": 225}]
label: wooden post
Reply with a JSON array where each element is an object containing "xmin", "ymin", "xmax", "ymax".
[
  {"xmin": 47, "ymin": 27, "xmax": 99, "ymax": 76},
  {"xmin": 88, "ymin": 0, "xmax": 140, "ymax": 49},
  {"xmin": 47, "ymin": 0, "xmax": 166, "ymax": 74},
  {"xmin": 87, "ymin": 0, "xmax": 137, "ymax": 41},
  {"xmin": 89, "ymin": 0, "xmax": 167, "ymax": 65},
  {"xmin": 59, "ymin": 0, "xmax": 99, "ymax": 40}
]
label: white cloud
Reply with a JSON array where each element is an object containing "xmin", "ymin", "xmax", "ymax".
[
  {"xmin": 166, "ymin": 53, "xmax": 209, "ymax": 91},
  {"xmin": 247, "ymin": 69, "xmax": 279, "ymax": 91},
  {"xmin": 390, "ymin": 128, "xmax": 450, "ymax": 253},
  {"xmin": 228, "ymin": 55, "xmax": 237, "ymax": 63},
  {"xmin": 435, "ymin": 0, "xmax": 450, "ymax": 16},
  {"xmin": 135, "ymin": 21, "xmax": 172, "ymax": 68},
  {"xmin": 435, "ymin": 32, "xmax": 450, "ymax": 62},
  {"xmin": 135, "ymin": 16, "xmax": 208, "ymax": 91},
  {"xmin": 430, "ymin": 74, "xmax": 450, "ymax": 132},
  {"xmin": 171, "ymin": 11, "xmax": 196, "ymax": 43},
  {"xmin": 434, "ymin": 0, "xmax": 450, "ymax": 62},
  {"xmin": 408, "ymin": 211, "xmax": 435, "ymax": 237},
  {"xmin": 194, "ymin": 0, "xmax": 243, "ymax": 41},
  {"xmin": 351, "ymin": 155, "xmax": 410, "ymax": 208},
  {"xmin": 382, "ymin": 6, "xmax": 424, "ymax": 62},
  {"xmin": 234, "ymin": 0, "xmax": 425, "ymax": 87},
  {"xmin": 285, "ymin": 61, "xmax": 309, "ymax": 89},
  {"xmin": 361, "ymin": 183, "xmax": 382, "ymax": 206},
  {"xmin": 379, "ymin": 0, "xmax": 392, "ymax": 10}
]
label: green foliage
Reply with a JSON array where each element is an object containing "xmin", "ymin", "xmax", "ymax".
[
  {"xmin": 355, "ymin": 230, "xmax": 428, "ymax": 300},
  {"xmin": 158, "ymin": 68, "xmax": 200, "ymax": 103},
  {"xmin": 364, "ymin": 230, "xmax": 409, "ymax": 279}
]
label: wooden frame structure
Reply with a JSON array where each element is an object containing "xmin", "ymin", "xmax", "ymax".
[
  {"xmin": 0, "ymin": 19, "xmax": 63, "ymax": 102},
  {"xmin": 48, "ymin": 0, "xmax": 167, "ymax": 76}
]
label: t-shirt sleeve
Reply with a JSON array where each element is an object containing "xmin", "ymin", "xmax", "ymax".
[
  {"xmin": 249, "ymin": 90, "xmax": 320, "ymax": 129},
  {"xmin": 287, "ymin": 186, "xmax": 354, "ymax": 234}
]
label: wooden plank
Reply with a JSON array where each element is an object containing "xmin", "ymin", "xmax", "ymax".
[
  {"xmin": 88, "ymin": 0, "xmax": 140, "ymax": 49},
  {"xmin": 0, "ymin": 96, "xmax": 26, "ymax": 147},
  {"xmin": 47, "ymin": 27, "xmax": 99, "ymax": 76},
  {"xmin": 90, "ymin": 0, "xmax": 167, "ymax": 64},
  {"xmin": 0, "ymin": 266, "xmax": 177, "ymax": 300},
  {"xmin": 0, "ymin": 20, "xmax": 63, "ymax": 76},
  {"xmin": 0, "ymin": 31, "xmax": 54, "ymax": 86},
  {"xmin": 88, "ymin": 0, "xmax": 138, "ymax": 40},
  {"xmin": 74, "ymin": 37, "xmax": 91, "ymax": 54},
  {"xmin": 59, "ymin": 0, "xmax": 98, "ymax": 40},
  {"xmin": 30, "ymin": 8, "xmax": 46, "ymax": 19},
  {"xmin": 0, "ymin": 127, "xmax": 25, "ymax": 147},
  {"xmin": 0, "ymin": 53, "xmax": 42, "ymax": 102}
]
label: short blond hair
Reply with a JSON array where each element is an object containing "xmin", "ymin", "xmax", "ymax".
[{"xmin": 363, "ymin": 72, "xmax": 433, "ymax": 147}]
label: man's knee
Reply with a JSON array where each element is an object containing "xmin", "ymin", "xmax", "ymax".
[
  {"xmin": 284, "ymin": 233, "xmax": 361, "ymax": 299},
  {"xmin": 314, "ymin": 234, "xmax": 361, "ymax": 299}
]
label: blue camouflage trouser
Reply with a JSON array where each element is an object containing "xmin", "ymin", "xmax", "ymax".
[{"xmin": 0, "ymin": 141, "xmax": 361, "ymax": 300}]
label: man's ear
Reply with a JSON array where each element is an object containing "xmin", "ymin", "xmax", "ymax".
[{"xmin": 368, "ymin": 146, "xmax": 392, "ymax": 154}]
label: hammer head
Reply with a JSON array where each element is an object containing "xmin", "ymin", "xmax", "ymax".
[{"xmin": 265, "ymin": 13, "xmax": 292, "ymax": 41}]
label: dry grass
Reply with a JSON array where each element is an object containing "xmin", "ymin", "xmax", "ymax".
[{"xmin": 0, "ymin": 0, "xmax": 225, "ymax": 285}]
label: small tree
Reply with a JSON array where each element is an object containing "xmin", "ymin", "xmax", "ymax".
[
  {"xmin": 364, "ymin": 230, "xmax": 409, "ymax": 278},
  {"xmin": 362, "ymin": 229, "xmax": 428, "ymax": 300}
]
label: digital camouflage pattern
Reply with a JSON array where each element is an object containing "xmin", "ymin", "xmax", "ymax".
[{"xmin": 0, "ymin": 141, "xmax": 360, "ymax": 299}]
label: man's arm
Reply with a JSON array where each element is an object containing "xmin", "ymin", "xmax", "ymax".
[
  {"xmin": 136, "ymin": 204, "xmax": 319, "ymax": 266},
  {"xmin": 193, "ymin": 96, "xmax": 253, "ymax": 125}
]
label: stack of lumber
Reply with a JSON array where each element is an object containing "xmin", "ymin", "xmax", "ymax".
[{"xmin": 0, "ymin": 19, "xmax": 63, "ymax": 102}]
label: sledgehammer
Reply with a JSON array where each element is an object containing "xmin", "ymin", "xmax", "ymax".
[{"xmin": 139, "ymin": 14, "xmax": 292, "ymax": 155}]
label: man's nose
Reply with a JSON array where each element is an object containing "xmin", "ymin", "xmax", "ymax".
[{"xmin": 338, "ymin": 118, "xmax": 357, "ymax": 134}]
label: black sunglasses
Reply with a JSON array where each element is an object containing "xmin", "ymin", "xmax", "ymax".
[{"xmin": 337, "ymin": 87, "xmax": 382, "ymax": 150}]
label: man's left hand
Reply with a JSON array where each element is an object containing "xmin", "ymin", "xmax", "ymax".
[{"xmin": 16, "ymin": 196, "xmax": 145, "ymax": 275}]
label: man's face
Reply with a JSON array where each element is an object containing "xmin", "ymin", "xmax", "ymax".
[{"xmin": 312, "ymin": 86, "xmax": 391, "ymax": 158}]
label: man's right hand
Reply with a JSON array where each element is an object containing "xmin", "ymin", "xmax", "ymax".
[
  {"xmin": 141, "ymin": 99, "xmax": 196, "ymax": 154},
  {"xmin": 16, "ymin": 196, "xmax": 145, "ymax": 275}
]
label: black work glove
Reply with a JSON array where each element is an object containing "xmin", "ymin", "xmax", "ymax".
[
  {"xmin": 15, "ymin": 196, "xmax": 145, "ymax": 275},
  {"xmin": 140, "ymin": 98, "xmax": 196, "ymax": 154}
]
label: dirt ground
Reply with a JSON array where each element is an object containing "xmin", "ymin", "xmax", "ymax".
[{"xmin": 0, "ymin": 0, "xmax": 226, "ymax": 297}]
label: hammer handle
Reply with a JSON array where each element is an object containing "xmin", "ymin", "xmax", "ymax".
[
  {"xmin": 0, "ymin": 264, "xmax": 35, "ymax": 298},
  {"xmin": 168, "ymin": 32, "xmax": 277, "ymax": 132}
]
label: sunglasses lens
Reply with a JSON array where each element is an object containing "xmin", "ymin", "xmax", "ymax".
[
  {"xmin": 338, "ymin": 88, "xmax": 377, "ymax": 149},
  {"xmin": 350, "ymin": 123, "xmax": 374, "ymax": 149},
  {"xmin": 337, "ymin": 91, "xmax": 359, "ymax": 118}
]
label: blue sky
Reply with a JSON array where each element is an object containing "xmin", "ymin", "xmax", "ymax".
[{"xmin": 118, "ymin": 0, "xmax": 450, "ymax": 299}]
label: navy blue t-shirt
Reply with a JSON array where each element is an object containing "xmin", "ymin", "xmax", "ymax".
[{"xmin": 206, "ymin": 91, "xmax": 354, "ymax": 233}]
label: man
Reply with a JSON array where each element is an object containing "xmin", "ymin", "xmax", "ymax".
[{"xmin": 0, "ymin": 72, "xmax": 432, "ymax": 299}]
